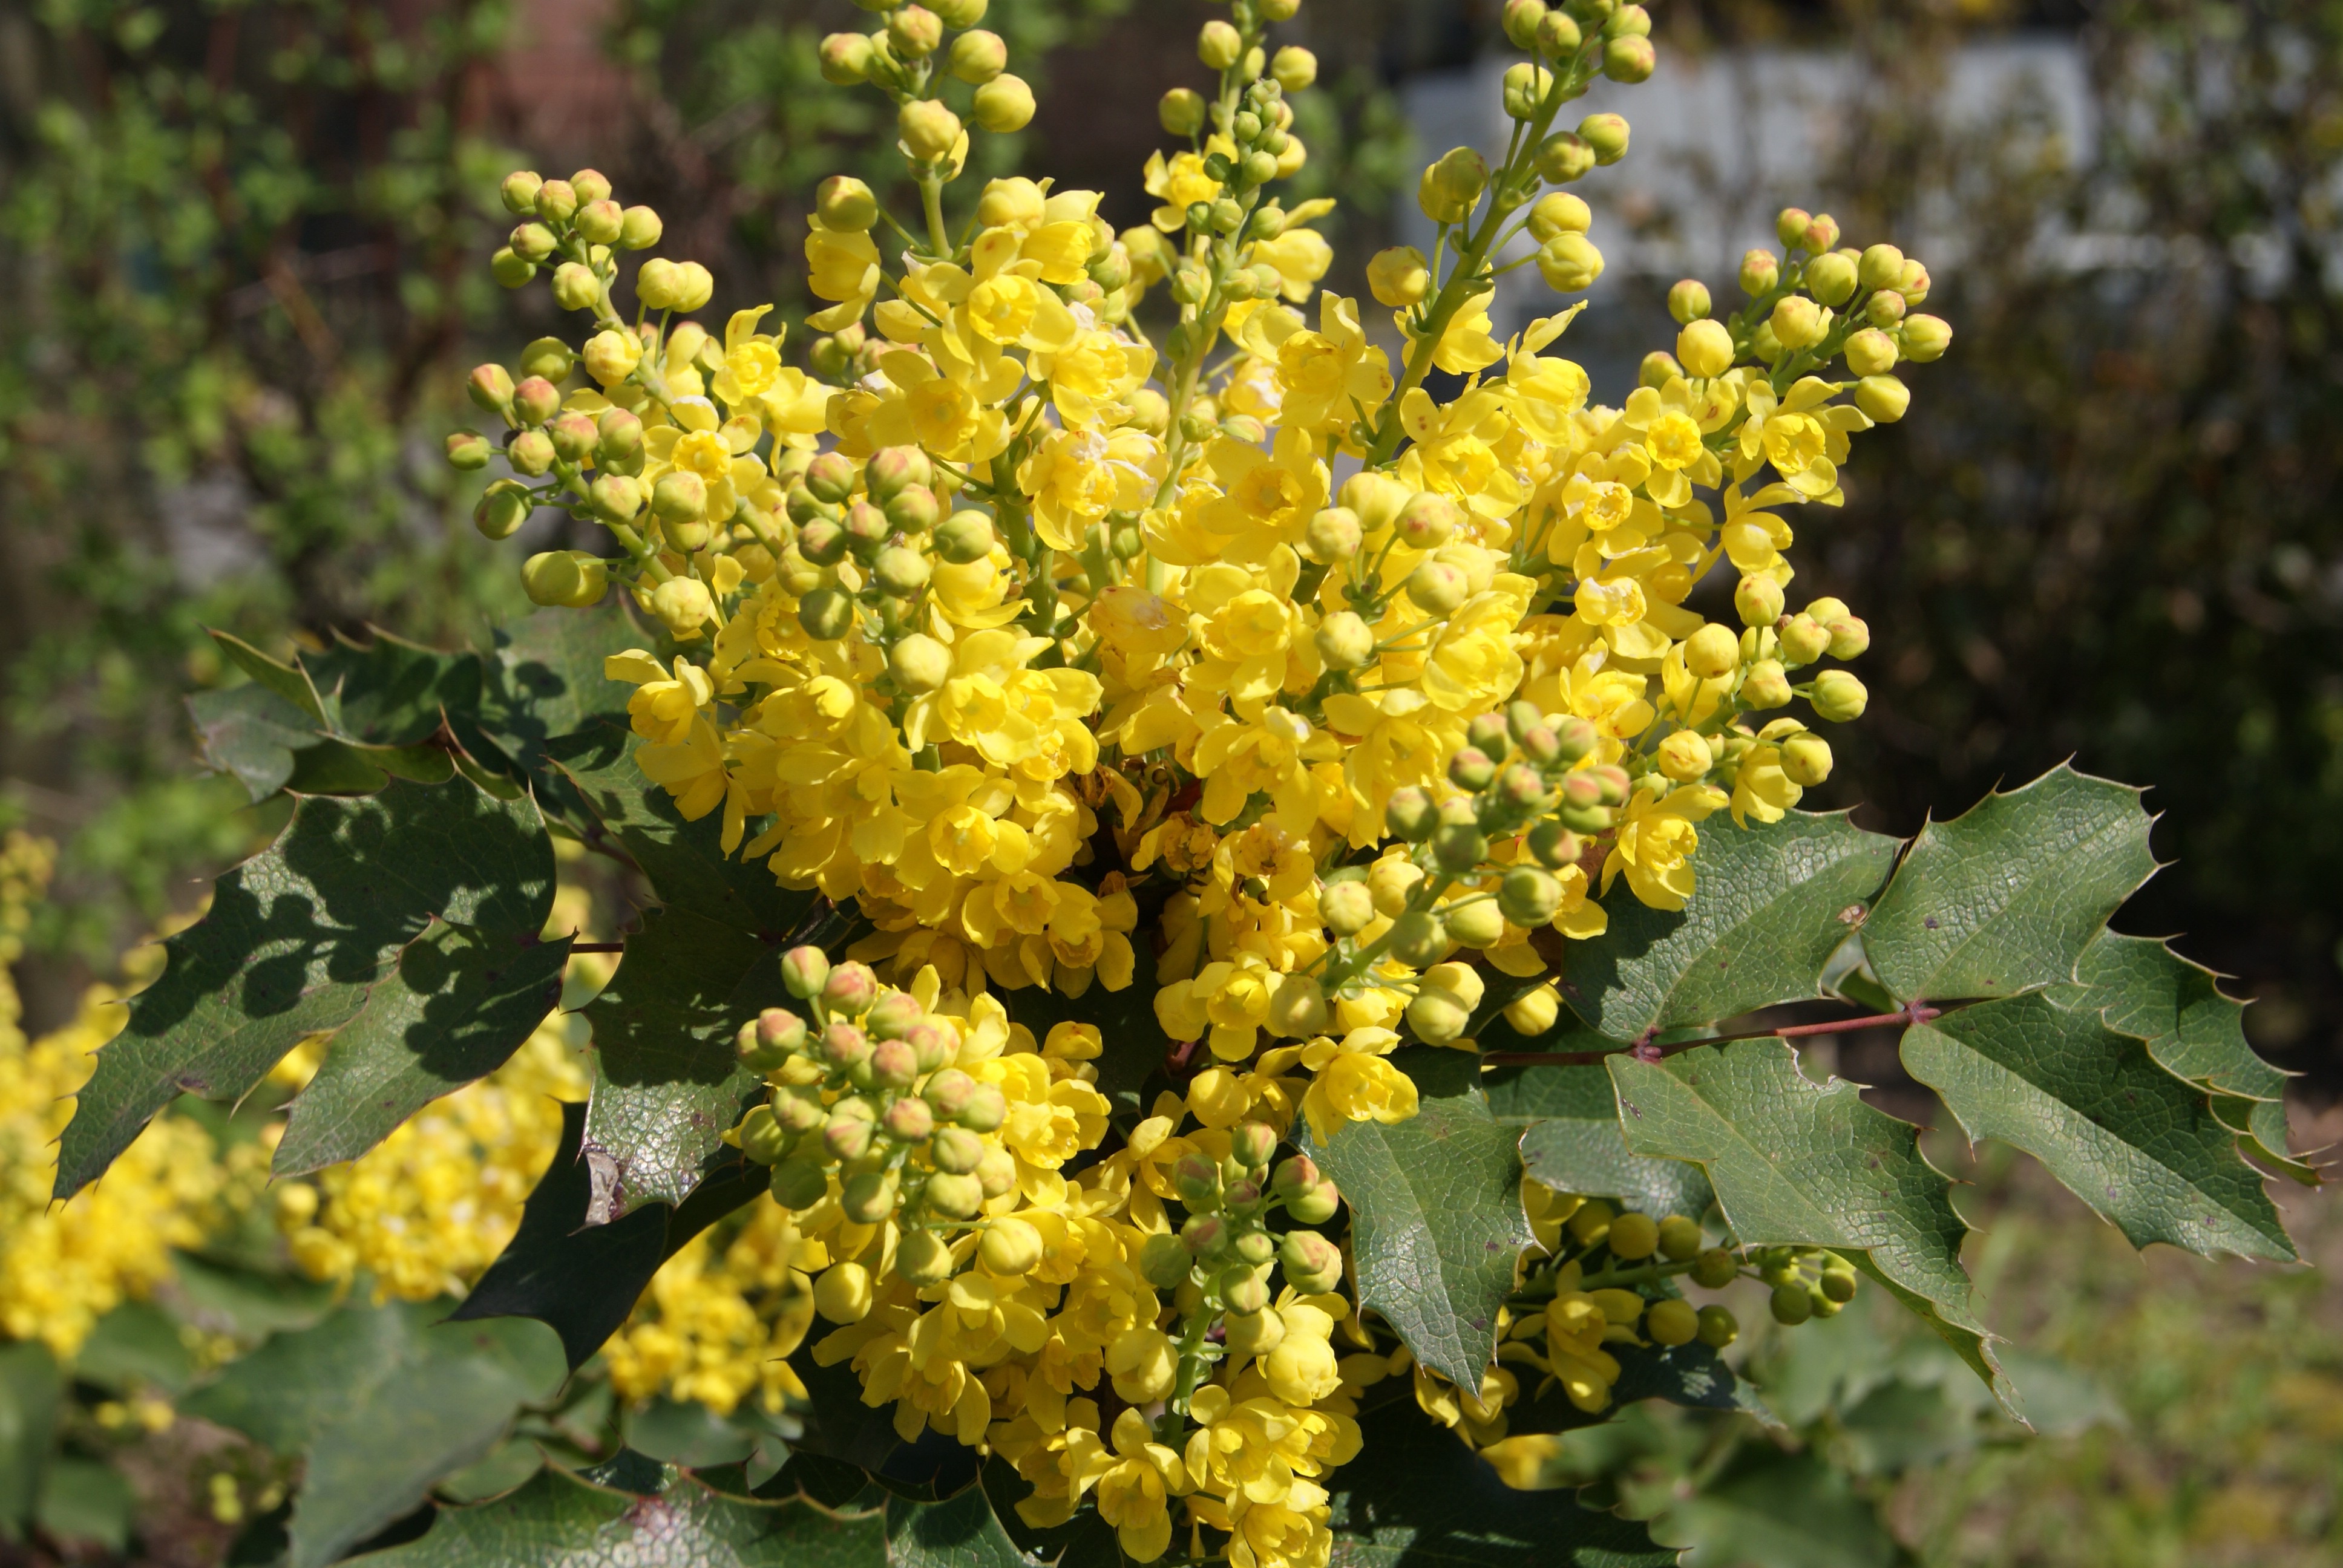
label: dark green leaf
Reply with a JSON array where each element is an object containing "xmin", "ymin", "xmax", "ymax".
[
  {"xmin": 349, "ymin": 1463, "xmax": 888, "ymax": 1568},
  {"xmin": 170, "ymin": 1255, "xmax": 337, "ymax": 1338},
  {"xmin": 1607, "ymin": 1041, "xmax": 2013, "ymax": 1413},
  {"xmin": 56, "ymin": 777, "xmax": 556, "ymax": 1198},
  {"xmin": 0, "ymin": 1342, "xmax": 61, "ymax": 1536},
  {"xmin": 76, "ymin": 1301, "xmax": 198, "ymax": 1394},
  {"xmin": 275, "ymin": 925, "xmax": 572, "ymax": 1175},
  {"xmin": 1299, "ymin": 1049, "xmax": 1533, "ymax": 1388},
  {"xmin": 209, "ymin": 629, "xmax": 327, "ymax": 724},
  {"xmin": 1902, "ymin": 993, "xmax": 2295, "ymax": 1261},
  {"xmin": 1565, "ymin": 811, "xmax": 1899, "ymax": 1039},
  {"xmin": 1663, "ymin": 1448, "xmax": 1896, "ymax": 1568},
  {"xmin": 451, "ymin": 1103, "xmax": 767, "ymax": 1368},
  {"xmin": 183, "ymin": 1300, "xmax": 566, "ymax": 1568},
  {"xmin": 1491, "ymin": 1063, "xmax": 1714, "ymax": 1220},
  {"xmin": 435, "ymin": 1441, "xmax": 548, "ymax": 1504},
  {"xmin": 305, "ymin": 629, "xmax": 485, "ymax": 747},
  {"xmin": 283, "ymin": 735, "xmax": 407, "ymax": 795},
  {"xmin": 1861, "ymin": 764, "xmax": 2157, "ymax": 1004},
  {"xmin": 1323, "ymin": 1401, "xmax": 1676, "ymax": 1567},
  {"xmin": 33, "ymin": 1458, "xmax": 134, "ymax": 1552},
  {"xmin": 189, "ymin": 684, "xmax": 321, "ymax": 802},
  {"xmin": 886, "ymin": 1485, "xmax": 1029, "ymax": 1568}
]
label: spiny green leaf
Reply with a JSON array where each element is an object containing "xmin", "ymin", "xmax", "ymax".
[
  {"xmin": 1298, "ymin": 1050, "xmax": 1533, "ymax": 1388},
  {"xmin": 56, "ymin": 777, "xmax": 555, "ymax": 1199},
  {"xmin": 1606, "ymin": 1040, "xmax": 2014, "ymax": 1413},
  {"xmin": 462, "ymin": 604, "xmax": 637, "ymax": 829},
  {"xmin": 347, "ymin": 1462, "xmax": 888, "ymax": 1568},
  {"xmin": 581, "ymin": 906, "xmax": 791, "ymax": 1215},
  {"xmin": 1565, "ymin": 811, "xmax": 1899, "ymax": 1038},
  {"xmin": 1322, "ymin": 1402, "xmax": 1677, "ymax": 1567},
  {"xmin": 1489, "ymin": 1063, "xmax": 1713, "ymax": 1220},
  {"xmin": 274, "ymin": 924, "xmax": 573, "ymax": 1175},
  {"xmin": 304, "ymin": 628, "xmax": 484, "ymax": 747},
  {"xmin": 885, "ymin": 1486, "xmax": 1030, "ymax": 1568},
  {"xmin": 183, "ymin": 1301, "xmax": 566, "ymax": 1568},
  {"xmin": 208, "ymin": 629, "xmax": 327, "ymax": 724},
  {"xmin": 453, "ymin": 1103, "xmax": 767, "ymax": 1369},
  {"xmin": 1862, "ymin": 764, "xmax": 2157, "ymax": 1004},
  {"xmin": 187, "ymin": 683, "xmax": 321, "ymax": 802},
  {"xmin": 1902, "ymin": 993, "xmax": 2295, "ymax": 1261}
]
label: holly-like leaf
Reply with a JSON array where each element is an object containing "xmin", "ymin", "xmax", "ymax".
[
  {"xmin": 188, "ymin": 684, "xmax": 326, "ymax": 803},
  {"xmin": 1902, "ymin": 993, "xmax": 2295, "ymax": 1261},
  {"xmin": 1567, "ymin": 811, "xmax": 1899, "ymax": 1039},
  {"xmin": 1861, "ymin": 765, "xmax": 2157, "ymax": 1005},
  {"xmin": 304, "ymin": 629, "xmax": 484, "ymax": 747},
  {"xmin": 463, "ymin": 604, "xmax": 638, "ymax": 829},
  {"xmin": 581, "ymin": 907, "xmax": 791, "ymax": 1215},
  {"xmin": 274, "ymin": 924, "xmax": 574, "ymax": 1175},
  {"xmin": 452, "ymin": 1103, "xmax": 768, "ymax": 1368},
  {"xmin": 1321, "ymin": 1402, "xmax": 1677, "ymax": 1567},
  {"xmin": 55, "ymin": 777, "xmax": 555, "ymax": 1200},
  {"xmin": 1606, "ymin": 1040, "xmax": 2013, "ymax": 1413},
  {"xmin": 2051, "ymin": 931, "xmax": 2307, "ymax": 1179},
  {"xmin": 183, "ymin": 1301, "xmax": 566, "ymax": 1568},
  {"xmin": 884, "ymin": 1485, "xmax": 1029, "ymax": 1568},
  {"xmin": 1490, "ymin": 1063, "xmax": 1714, "ymax": 1221},
  {"xmin": 347, "ymin": 1461, "xmax": 888, "ymax": 1568},
  {"xmin": 1298, "ymin": 1050, "xmax": 1533, "ymax": 1388}
]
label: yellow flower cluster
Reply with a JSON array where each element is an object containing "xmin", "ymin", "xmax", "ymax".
[
  {"xmin": 0, "ymin": 835, "xmax": 255, "ymax": 1360},
  {"xmin": 270, "ymin": 1018, "xmax": 589, "ymax": 1302}
]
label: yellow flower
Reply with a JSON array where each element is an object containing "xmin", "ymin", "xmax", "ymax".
[
  {"xmin": 1297, "ymin": 1030, "xmax": 1418, "ymax": 1143},
  {"xmin": 1602, "ymin": 783, "xmax": 1729, "ymax": 911},
  {"xmin": 1144, "ymin": 148, "xmax": 1222, "ymax": 233},
  {"xmin": 804, "ymin": 220, "xmax": 882, "ymax": 330}
]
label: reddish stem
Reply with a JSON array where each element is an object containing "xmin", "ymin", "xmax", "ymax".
[{"xmin": 1482, "ymin": 1002, "xmax": 1942, "ymax": 1068}]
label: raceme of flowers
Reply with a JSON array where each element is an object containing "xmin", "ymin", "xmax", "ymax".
[{"xmin": 443, "ymin": 0, "xmax": 1942, "ymax": 1555}]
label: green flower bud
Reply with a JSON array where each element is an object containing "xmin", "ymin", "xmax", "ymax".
[
  {"xmin": 445, "ymin": 431, "xmax": 493, "ymax": 471},
  {"xmin": 1526, "ymin": 192, "xmax": 1591, "ymax": 244},
  {"xmin": 1901, "ymin": 313, "xmax": 1952, "ymax": 362},
  {"xmin": 489, "ymin": 247, "xmax": 536, "ymax": 288},
  {"xmin": 872, "ymin": 546, "xmax": 931, "ymax": 598},
  {"xmin": 781, "ymin": 945, "xmax": 831, "ymax": 1002},
  {"xmin": 890, "ymin": 632, "xmax": 952, "ymax": 694},
  {"xmin": 841, "ymin": 1171, "xmax": 897, "ymax": 1226},
  {"xmin": 467, "ymin": 362, "xmax": 516, "ymax": 415},
  {"xmin": 1646, "ymin": 1298, "xmax": 1699, "ymax": 1347},
  {"xmin": 1602, "ymin": 33, "xmax": 1655, "ymax": 82},
  {"xmin": 575, "ymin": 198, "xmax": 624, "ymax": 247},
  {"xmin": 1318, "ymin": 879, "xmax": 1373, "ymax": 938},
  {"xmin": 546, "ymin": 411, "xmax": 596, "ymax": 464},
  {"xmin": 1537, "ymin": 10, "xmax": 1583, "ymax": 52},
  {"xmin": 957, "ymin": 1083, "xmax": 1008, "ymax": 1134},
  {"xmin": 1222, "ymin": 1267, "xmax": 1271, "ymax": 1316},
  {"xmin": 1394, "ymin": 491, "xmax": 1460, "ymax": 549},
  {"xmin": 1691, "ymin": 1247, "xmax": 1738, "ymax": 1289},
  {"xmin": 1502, "ymin": 60, "xmax": 1552, "ymax": 120},
  {"xmin": 1824, "ymin": 615, "xmax": 1869, "ymax": 660},
  {"xmin": 1779, "ymin": 731, "xmax": 1833, "ymax": 786},
  {"xmin": 1843, "ymin": 327, "xmax": 1898, "ymax": 377},
  {"xmin": 974, "ymin": 73, "xmax": 1035, "ymax": 134},
  {"xmin": 596, "ymin": 406, "xmax": 643, "ymax": 458},
  {"xmin": 1527, "ymin": 820, "xmax": 1582, "ymax": 870},
  {"xmin": 949, "ymin": 27, "xmax": 1007, "ymax": 83},
  {"xmin": 1384, "ymin": 786, "xmax": 1437, "ymax": 842},
  {"xmin": 1608, "ymin": 1211, "xmax": 1659, "ymax": 1260},
  {"xmin": 1769, "ymin": 1281, "xmax": 1815, "ymax": 1325},
  {"xmin": 1504, "ymin": 0, "xmax": 1549, "ymax": 48},
  {"xmin": 1388, "ymin": 910, "xmax": 1447, "ymax": 969},
  {"xmin": 1198, "ymin": 19, "xmax": 1242, "ymax": 70},
  {"xmin": 1273, "ymin": 45, "xmax": 1317, "ymax": 93},
  {"xmin": 770, "ymin": 1158, "xmax": 829, "ymax": 1210},
  {"xmin": 651, "ymin": 471, "xmax": 707, "ymax": 524},
  {"xmin": 500, "ymin": 170, "xmax": 545, "ymax": 215},
  {"xmin": 887, "ymin": 4, "xmax": 942, "ymax": 57},
  {"xmin": 1802, "ymin": 212, "xmax": 1842, "ymax": 252},
  {"xmin": 816, "ymin": 175, "xmax": 879, "ymax": 234},
  {"xmin": 1639, "ymin": 350, "xmax": 1682, "ymax": 389},
  {"xmin": 736, "ymin": 1105, "xmax": 791, "ymax": 1165},
  {"xmin": 512, "ymin": 376, "xmax": 563, "ymax": 427},
  {"xmin": 738, "ymin": 1007, "xmax": 808, "ymax": 1071},
  {"xmin": 520, "ymin": 550, "xmax": 608, "ymax": 608},
  {"xmin": 571, "ymin": 167, "xmax": 612, "ymax": 204},
  {"xmin": 618, "ymin": 205, "xmax": 663, "ymax": 250},
  {"xmin": 1865, "ymin": 289, "xmax": 1907, "ymax": 327},
  {"xmin": 1666, "ymin": 278, "xmax": 1713, "ymax": 325},
  {"xmin": 1286, "ymin": 1180, "xmax": 1340, "ymax": 1226},
  {"xmin": 1498, "ymin": 866, "xmax": 1563, "ymax": 926},
  {"xmin": 1739, "ymin": 247, "xmax": 1780, "ymax": 295},
  {"xmin": 1734, "ymin": 573, "xmax": 1785, "ymax": 629},
  {"xmin": 1855, "ymin": 374, "xmax": 1910, "ymax": 423},
  {"xmin": 1405, "ymin": 560, "xmax": 1470, "ymax": 616},
  {"xmin": 842, "ymin": 500, "xmax": 892, "ymax": 560},
  {"xmin": 1538, "ymin": 232, "xmax": 1604, "ymax": 292},
  {"xmin": 1407, "ymin": 987, "xmax": 1473, "ymax": 1045},
  {"xmin": 1139, "ymin": 1232, "xmax": 1192, "ymax": 1290},
  {"xmin": 819, "ymin": 31, "xmax": 874, "ymax": 83},
  {"xmin": 1856, "ymin": 242, "xmax": 1906, "ymax": 292},
  {"xmin": 1769, "ymin": 294, "xmax": 1824, "ymax": 350},
  {"xmin": 473, "ymin": 480, "xmax": 532, "ymax": 541},
  {"xmin": 1741, "ymin": 658, "xmax": 1791, "ymax": 709},
  {"xmin": 1431, "ymin": 146, "xmax": 1490, "ymax": 207},
  {"xmin": 1160, "ymin": 87, "xmax": 1207, "ymax": 137},
  {"xmin": 1655, "ymin": 1214, "xmax": 1703, "ymax": 1261},
  {"xmin": 533, "ymin": 179, "xmax": 579, "ymax": 225},
  {"xmin": 897, "ymin": 97, "xmax": 963, "ymax": 162},
  {"xmin": 1805, "ymin": 250, "xmax": 1858, "ymax": 307},
  {"xmin": 1810, "ymin": 668, "xmax": 1867, "ymax": 722},
  {"xmin": 1443, "ymin": 898, "xmax": 1506, "ymax": 949},
  {"xmin": 590, "ymin": 473, "xmax": 643, "ymax": 522},
  {"xmin": 1578, "ymin": 112, "xmax": 1630, "ymax": 163}
]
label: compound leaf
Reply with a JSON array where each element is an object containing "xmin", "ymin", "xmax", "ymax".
[
  {"xmin": 1567, "ymin": 811, "xmax": 1899, "ymax": 1039},
  {"xmin": 183, "ymin": 1301, "xmax": 565, "ymax": 1568},
  {"xmin": 56, "ymin": 777, "xmax": 555, "ymax": 1199},
  {"xmin": 274, "ymin": 924, "xmax": 573, "ymax": 1175},
  {"xmin": 1902, "ymin": 993, "xmax": 2295, "ymax": 1261},
  {"xmin": 1862, "ymin": 765, "xmax": 2157, "ymax": 1005},
  {"xmin": 305, "ymin": 629, "xmax": 484, "ymax": 748},
  {"xmin": 347, "ymin": 1461, "xmax": 886, "ymax": 1568},
  {"xmin": 1299, "ymin": 1050, "xmax": 1533, "ymax": 1388},
  {"xmin": 1605, "ymin": 1040, "xmax": 2012, "ymax": 1413},
  {"xmin": 188, "ymin": 684, "xmax": 323, "ymax": 803}
]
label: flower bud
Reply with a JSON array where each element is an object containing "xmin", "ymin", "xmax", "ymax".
[
  {"xmin": 549, "ymin": 411, "xmax": 598, "ymax": 463},
  {"xmin": 1824, "ymin": 615, "xmax": 1869, "ymax": 660},
  {"xmin": 1504, "ymin": 0, "xmax": 1549, "ymax": 49},
  {"xmin": 957, "ymin": 1082, "xmax": 1007, "ymax": 1134},
  {"xmin": 770, "ymin": 1158, "xmax": 828, "ymax": 1210},
  {"xmin": 1394, "ymin": 491, "xmax": 1460, "ymax": 550},
  {"xmin": 738, "ymin": 1007, "xmax": 808, "ymax": 1071},
  {"xmin": 1407, "ymin": 981, "xmax": 1472, "ymax": 1042},
  {"xmin": 821, "ymin": 961, "xmax": 878, "ymax": 1014},
  {"xmin": 1401, "ymin": 560, "xmax": 1467, "ymax": 616},
  {"xmin": 512, "ymin": 376, "xmax": 563, "ymax": 427},
  {"xmin": 1843, "ymin": 327, "xmax": 1898, "ymax": 377},
  {"xmin": 888, "ymin": 632, "xmax": 952, "ymax": 694},
  {"xmin": 490, "ymin": 247, "xmax": 536, "ymax": 287},
  {"xmin": 1430, "ymin": 146, "xmax": 1489, "ymax": 208},
  {"xmin": 973, "ymin": 73, "xmax": 1035, "ymax": 133},
  {"xmin": 781, "ymin": 945, "xmax": 831, "ymax": 1001},
  {"xmin": 1742, "ymin": 658, "xmax": 1791, "ymax": 709},
  {"xmin": 819, "ymin": 31, "xmax": 873, "ymax": 83},
  {"xmin": 1225, "ymin": 1121, "xmax": 1277, "ymax": 1172},
  {"xmin": 1497, "ymin": 865, "xmax": 1562, "ymax": 927},
  {"xmin": 1365, "ymin": 246, "xmax": 1429, "ymax": 309},
  {"xmin": 1638, "ymin": 351, "xmax": 1682, "ymax": 390},
  {"xmin": 1901, "ymin": 313, "xmax": 1952, "ymax": 362},
  {"xmin": 1314, "ymin": 879, "xmax": 1372, "ymax": 939},
  {"xmin": 1810, "ymin": 668, "xmax": 1867, "ymax": 722},
  {"xmin": 1803, "ymin": 250, "xmax": 1857, "ymax": 307},
  {"xmin": 873, "ymin": 546, "xmax": 931, "ymax": 598},
  {"xmin": 1270, "ymin": 1155, "xmax": 1322, "ymax": 1204},
  {"xmin": 949, "ymin": 28, "xmax": 1008, "ymax": 83},
  {"xmin": 1384, "ymin": 788, "xmax": 1437, "ymax": 844},
  {"xmin": 467, "ymin": 362, "xmax": 516, "ymax": 415},
  {"xmin": 1770, "ymin": 1280, "xmax": 1814, "ymax": 1325},
  {"xmin": 1182, "ymin": 1214, "xmax": 1227, "ymax": 1257},
  {"xmin": 1665, "ymin": 278, "xmax": 1713, "ymax": 325},
  {"xmin": 1602, "ymin": 33, "xmax": 1655, "ymax": 82},
  {"xmin": 894, "ymin": 1227, "xmax": 954, "ymax": 1285},
  {"xmin": 1273, "ymin": 45, "xmax": 1318, "ymax": 93},
  {"xmin": 882, "ymin": 1096, "xmax": 934, "ymax": 1144},
  {"xmin": 617, "ymin": 204, "xmax": 663, "ymax": 250},
  {"xmin": 887, "ymin": 4, "xmax": 942, "ymax": 57},
  {"xmin": 473, "ymin": 481, "xmax": 531, "ymax": 541},
  {"xmin": 1854, "ymin": 374, "xmax": 1910, "ymax": 423},
  {"xmin": 1609, "ymin": 1210, "xmax": 1659, "ymax": 1259},
  {"xmin": 1780, "ymin": 731, "xmax": 1833, "ymax": 786},
  {"xmin": 1775, "ymin": 207, "xmax": 1812, "ymax": 249},
  {"xmin": 1134, "ymin": 1232, "xmax": 1190, "ymax": 1290},
  {"xmin": 589, "ymin": 474, "xmax": 643, "ymax": 523},
  {"xmin": 736, "ymin": 1105, "xmax": 791, "ymax": 1165},
  {"xmin": 1660, "ymin": 730, "xmax": 1717, "ymax": 781},
  {"xmin": 576, "ymin": 198, "xmax": 624, "ymax": 247},
  {"xmin": 1852, "ymin": 242, "xmax": 1905, "ymax": 293},
  {"xmin": 1386, "ymin": 908, "xmax": 1447, "ymax": 969},
  {"xmin": 500, "ymin": 170, "xmax": 544, "ymax": 215},
  {"xmin": 445, "ymin": 431, "xmax": 493, "ymax": 471},
  {"xmin": 897, "ymin": 99, "xmax": 963, "ymax": 162},
  {"xmin": 925, "ymin": 511, "xmax": 994, "ymax": 566},
  {"xmin": 1538, "ymin": 232, "xmax": 1604, "ymax": 292},
  {"xmin": 533, "ymin": 179, "xmax": 578, "ymax": 225},
  {"xmin": 1661, "ymin": 320, "xmax": 1731, "ymax": 384},
  {"xmin": 841, "ymin": 1171, "xmax": 897, "ymax": 1224},
  {"xmin": 823, "ymin": 1111, "xmax": 876, "ymax": 1163},
  {"xmin": 1864, "ymin": 289, "xmax": 1907, "ymax": 327},
  {"xmin": 1769, "ymin": 295, "xmax": 1824, "ymax": 351},
  {"xmin": 1188, "ymin": 18, "xmax": 1248, "ymax": 71},
  {"xmin": 1535, "ymin": 131, "xmax": 1595, "ymax": 184},
  {"xmin": 583, "ymin": 328, "xmax": 642, "ymax": 387},
  {"xmin": 651, "ymin": 472, "xmax": 707, "ymax": 525},
  {"xmin": 521, "ymin": 550, "xmax": 608, "ymax": 609},
  {"xmin": 1684, "ymin": 622, "xmax": 1741, "ymax": 679},
  {"xmin": 801, "ymin": 451, "xmax": 856, "ymax": 506},
  {"xmin": 1578, "ymin": 112, "xmax": 1630, "ymax": 163},
  {"xmin": 1896, "ymin": 258, "xmax": 1932, "ymax": 303},
  {"xmin": 960, "ymin": 1217, "xmax": 1043, "ymax": 1282},
  {"xmin": 1159, "ymin": 87, "xmax": 1207, "ymax": 137},
  {"xmin": 1527, "ymin": 820, "xmax": 1581, "ymax": 869},
  {"xmin": 1729, "ymin": 573, "xmax": 1783, "ymax": 629},
  {"xmin": 816, "ymin": 175, "xmax": 879, "ymax": 234},
  {"xmin": 650, "ymin": 575, "xmax": 714, "ymax": 638},
  {"xmin": 1502, "ymin": 61, "xmax": 1553, "ymax": 120},
  {"xmin": 1608, "ymin": 4, "xmax": 1653, "ymax": 37},
  {"xmin": 1526, "ymin": 192, "xmax": 1591, "ymax": 244},
  {"xmin": 1778, "ymin": 613, "xmax": 1830, "ymax": 666},
  {"xmin": 1504, "ymin": 984, "xmax": 1559, "ymax": 1036},
  {"xmin": 1802, "ymin": 212, "xmax": 1842, "ymax": 252}
]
